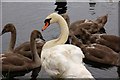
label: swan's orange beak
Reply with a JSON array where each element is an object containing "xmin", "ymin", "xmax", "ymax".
[{"xmin": 42, "ymin": 22, "xmax": 49, "ymax": 31}]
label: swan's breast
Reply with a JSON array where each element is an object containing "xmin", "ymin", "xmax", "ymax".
[{"xmin": 41, "ymin": 44, "xmax": 84, "ymax": 63}]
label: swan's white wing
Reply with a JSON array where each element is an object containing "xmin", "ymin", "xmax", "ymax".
[
  {"xmin": 41, "ymin": 44, "xmax": 85, "ymax": 77},
  {"xmin": 41, "ymin": 47, "xmax": 70, "ymax": 77},
  {"xmin": 57, "ymin": 44, "xmax": 85, "ymax": 63}
]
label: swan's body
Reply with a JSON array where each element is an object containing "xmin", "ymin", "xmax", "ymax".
[
  {"xmin": 79, "ymin": 28, "xmax": 120, "ymax": 53},
  {"xmin": 14, "ymin": 39, "xmax": 45, "ymax": 59},
  {"xmin": 90, "ymin": 34, "xmax": 120, "ymax": 53},
  {"xmin": 69, "ymin": 14, "xmax": 108, "ymax": 36},
  {"xmin": 14, "ymin": 37, "xmax": 45, "ymax": 79},
  {"xmin": 41, "ymin": 13, "xmax": 94, "ymax": 79},
  {"xmin": 14, "ymin": 25, "xmax": 45, "ymax": 59},
  {"xmin": 60, "ymin": 13, "xmax": 107, "ymax": 35},
  {"xmin": 0, "ymin": 25, "xmax": 41, "ymax": 79},
  {"xmin": 60, "ymin": 13, "xmax": 107, "ymax": 45},
  {"xmin": 84, "ymin": 43, "xmax": 120, "ymax": 66},
  {"xmin": 42, "ymin": 44, "xmax": 93, "ymax": 78},
  {"xmin": 70, "ymin": 34, "xmax": 120, "ymax": 66}
]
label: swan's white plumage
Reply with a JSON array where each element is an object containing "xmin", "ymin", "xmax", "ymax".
[
  {"xmin": 41, "ymin": 44, "xmax": 93, "ymax": 78},
  {"xmin": 41, "ymin": 13, "xmax": 94, "ymax": 79}
]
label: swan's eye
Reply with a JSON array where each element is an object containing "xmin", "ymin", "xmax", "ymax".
[{"xmin": 44, "ymin": 18, "xmax": 51, "ymax": 24}]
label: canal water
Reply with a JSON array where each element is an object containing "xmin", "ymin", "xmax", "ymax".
[{"xmin": 1, "ymin": 2, "xmax": 120, "ymax": 79}]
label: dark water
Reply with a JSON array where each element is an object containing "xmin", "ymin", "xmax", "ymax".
[{"xmin": 1, "ymin": 2, "xmax": 120, "ymax": 79}]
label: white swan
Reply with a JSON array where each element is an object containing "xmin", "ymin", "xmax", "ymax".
[{"xmin": 41, "ymin": 13, "xmax": 94, "ymax": 79}]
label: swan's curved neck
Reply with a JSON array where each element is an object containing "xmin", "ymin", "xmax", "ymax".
[
  {"xmin": 43, "ymin": 15, "xmax": 69, "ymax": 49},
  {"xmin": 30, "ymin": 36, "xmax": 40, "ymax": 62},
  {"xmin": 8, "ymin": 30, "xmax": 16, "ymax": 52}
]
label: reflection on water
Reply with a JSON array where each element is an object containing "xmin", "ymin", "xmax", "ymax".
[{"xmin": 89, "ymin": 2, "xmax": 96, "ymax": 15}]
